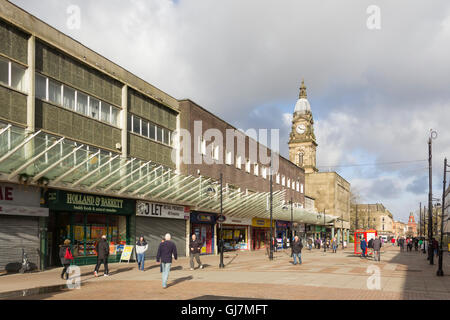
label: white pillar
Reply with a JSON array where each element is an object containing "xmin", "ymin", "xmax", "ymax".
[
  {"xmin": 121, "ymin": 85, "xmax": 128, "ymax": 158},
  {"xmin": 26, "ymin": 35, "xmax": 35, "ymax": 133}
]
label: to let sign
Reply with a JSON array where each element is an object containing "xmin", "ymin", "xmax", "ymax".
[{"xmin": 136, "ymin": 201, "xmax": 186, "ymax": 219}]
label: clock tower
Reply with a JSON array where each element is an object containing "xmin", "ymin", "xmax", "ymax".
[{"xmin": 288, "ymin": 80, "xmax": 318, "ymax": 173}]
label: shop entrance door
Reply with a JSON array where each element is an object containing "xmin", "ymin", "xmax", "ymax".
[
  {"xmin": 252, "ymin": 228, "xmax": 268, "ymax": 250},
  {"xmin": 192, "ymin": 224, "xmax": 213, "ymax": 254}
]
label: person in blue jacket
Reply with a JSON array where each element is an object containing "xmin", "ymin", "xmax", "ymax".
[{"xmin": 360, "ymin": 237, "xmax": 368, "ymax": 258}]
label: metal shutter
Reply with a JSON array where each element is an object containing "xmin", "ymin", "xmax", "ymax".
[
  {"xmin": 136, "ymin": 217, "xmax": 186, "ymax": 259},
  {"xmin": 0, "ymin": 216, "xmax": 39, "ymax": 271}
]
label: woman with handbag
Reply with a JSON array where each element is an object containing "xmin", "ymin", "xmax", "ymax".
[{"xmin": 59, "ymin": 239, "xmax": 74, "ymax": 280}]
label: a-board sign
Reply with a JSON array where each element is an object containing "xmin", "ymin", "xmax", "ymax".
[{"xmin": 119, "ymin": 245, "xmax": 134, "ymax": 263}]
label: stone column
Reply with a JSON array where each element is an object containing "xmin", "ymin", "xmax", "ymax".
[
  {"xmin": 26, "ymin": 35, "xmax": 35, "ymax": 133},
  {"xmin": 331, "ymin": 227, "xmax": 335, "ymax": 239}
]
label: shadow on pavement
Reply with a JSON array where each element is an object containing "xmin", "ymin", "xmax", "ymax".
[{"xmin": 168, "ymin": 276, "xmax": 193, "ymax": 288}]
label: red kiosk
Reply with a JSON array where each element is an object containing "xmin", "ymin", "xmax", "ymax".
[{"xmin": 354, "ymin": 229, "xmax": 377, "ymax": 255}]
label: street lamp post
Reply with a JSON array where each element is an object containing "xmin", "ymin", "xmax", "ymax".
[
  {"xmin": 437, "ymin": 158, "xmax": 448, "ymax": 276},
  {"xmin": 290, "ymin": 197, "xmax": 293, "ymax": 241},
  {"xmin": 269, "ymin": 162, "xmax": 273, "ymax": 261},
  {"xmin": 428, "ymin": 130, "xmax": 437, "ymax": 265}
]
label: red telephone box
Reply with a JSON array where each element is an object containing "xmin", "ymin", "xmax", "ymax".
[{"xmin": 354, "ymin": 229, "xmax": 377, "ymax": 255}]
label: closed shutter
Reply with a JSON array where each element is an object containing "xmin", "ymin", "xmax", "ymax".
[
  {"xmin": 136, "ymin": 217, "xmax": 186, "ymax": 259},
  {"xmin": 0, "ymin": 216, "xmax": 40, "ymax": 271}
]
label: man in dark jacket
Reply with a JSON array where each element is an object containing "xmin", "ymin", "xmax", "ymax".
[
  {"xmin": 94, "ymin": 235, "xmax": 110, "ymax": 277},
  {"xmin": 189, "ymin": 234, "xmax": 203, "ymax": 270},
  {"xmin": 156, "ymin": 233, "xmax": 178, "ymax": 288},
  {"xmin": 373, "ymin": 236, "xmax": 382, "ymax": 261},
  {"xmin": 291, "ymin": 236, "xmax": 303, "ymax": 265}
]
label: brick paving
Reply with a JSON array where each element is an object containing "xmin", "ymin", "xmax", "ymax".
[{"xmin": 1, "ymin": 245, "xmax": 449, "ymax": 300}]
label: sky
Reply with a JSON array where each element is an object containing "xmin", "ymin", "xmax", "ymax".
[{"xmin": 9, "ymin": 0, "xmax": 450, "ymax": 223}]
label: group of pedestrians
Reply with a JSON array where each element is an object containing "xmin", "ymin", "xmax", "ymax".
[
  {"xmin": 359, "ymin": 235, "xmax": 382, "ymax": 261},
  {"xmin": 59, "ymin": 233, "xmax": 205, "ymax": 289}
]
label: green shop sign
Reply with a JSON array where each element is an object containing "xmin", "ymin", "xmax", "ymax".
[
  {"xmin": 46, "ymin": 189, "xmax": 134, "ymax": 215},
  {"xmin": 315, "ymin": 226, "xmax": 326, "ymax": 232}
]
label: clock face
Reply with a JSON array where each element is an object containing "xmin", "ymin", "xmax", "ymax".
[{"xmin": 296, "ymin": 124, "xmax": 306, "ymax": 134}]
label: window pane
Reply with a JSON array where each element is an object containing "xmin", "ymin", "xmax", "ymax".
[
  {"xmin": 11, "ymin": 63, "xmax": 26, "ymax": 91},
  {"xmin": 149, "ymin": 123, "xmax": 156, "ymax": 140},
  {"xmin": 77, "ymin": 92, "xmax": 88, "ymax": 115},
  {"xmin": 157, "ymin": 127, "xmax": 163, "ymax": 143},
  {"xmin": 101, "ymin": 103, "xmax": 110, "ymax": 122},
  {"xmin": 48, "ymin": 79, "xmax": 62, "ymax": 105},
  {"xmin": 63, "ymin": 86, "xmax": 75, "ymax": 110},
  {"xmin": 0, "ymin": 58, "xmax": 8, "ymax": 85},
  {"xmin": 133, "ymin": 116, "xmax": 141, "ymax": 134},
  {"xmin": 111, "ymin": 106, "xmax": 119, "ymax": 126},
  {"xmin": 141, "ymin": 120, "xmax": 148, "ymax": 137},
  {"xmin": 127, "ymin": 113, "xmax": 132, "ymax": 132},
  {"xmin": 164, "ymin": 130, "xmax": 170, "ymax": 145},
  {"xmin": 35, "ymin": 73, "xmax": 47, "ymax": 100},
  {"xmin": 89, "ymin": 97, "xmax": 100, "ymax": 119}
]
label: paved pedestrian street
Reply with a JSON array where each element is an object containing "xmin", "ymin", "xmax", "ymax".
[{"xmin": 1, "ymin": 245, "xmax": 449, "ymax": 300}]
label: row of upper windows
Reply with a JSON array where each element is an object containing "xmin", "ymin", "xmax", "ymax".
[
  {"xmin": 127, "ymin": 114, "xmax": 173, "ymax": 147},
  {"xmin": 35, "ymin": 73, "xmax": 121, "ymax": 127},
  {"xmin": 197, "ymin": 137, "xmax": 303, "ymax": 193},
  {"xmin": 0, "ymin": 56, "xmax": 26, "ymax": 92}
]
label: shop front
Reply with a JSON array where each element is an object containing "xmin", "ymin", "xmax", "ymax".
[
  {"xmin": 251, "ymin": 218, "xmax": 275, "ymax": 250},
  {"xmin": 275, "ymin": 220, "xmax": 292, "ymax": 249},
  {"xmin": 0, "ymin": 183, "xmax": 49, "ymax": 271},
  {"xmin": 219, "ymin": 217, "xmax": 252, "ymax": 251},
  {"xmin": 190, "ymin": 211, "xmax": 216, "ymax": 255},
  {"xmin": 136, "ymin": 200, "xmax": 189, "ymax": 258},
  {"xmin": 45, "ymin": 189, "xmax": 135, "ymax": 266}
]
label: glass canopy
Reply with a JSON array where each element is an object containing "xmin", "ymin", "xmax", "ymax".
[{"xmin": 0, "ymin": 125, "xmax": 337, "ymax": 224}]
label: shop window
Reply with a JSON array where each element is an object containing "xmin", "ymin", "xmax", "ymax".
[
  {"xmin": 48, "ymin": 79, "xmax": 62, "ymax": 105},
  {"xmin": 149, "ymin": 123, "xmax": 156, "ymax": 140},
  {"xmin": 76, "ymin": 91, "xmax": 88, "ymax": 115},
  {"xmin": 10, "ymin": 63, "xmax": 26, "ymax": 91},
  {"xmin": 157, "ymin": 126, "xmax": 163, "ymax": 143},
  {"xmin": 63, "ymin": 86, "xmax": 75, "ymax": 110},
  {"xmin": 141, "ymin": 119, "xmax": 149, "ymax": 138},
  {"xmin": 35, "ymin": 73, "xmax": 47, "ymax": 100},
  {"xmin": 89, "ymin": 97, "xmax": 100, "ymax": 119},
  {"xmin": 101, "ymin": 102, "xmax": 111, "ymax": 123},
  {"xmin": 0, "ymin": 57, "xmax": 8, "ymax": 85},
  {"xmin": 111, "ymin": 106, "xmax": 119, "ymax": 126},
  {"xmin": 133, "ymin": 115, "xmax": 141, "ymax": 134}
]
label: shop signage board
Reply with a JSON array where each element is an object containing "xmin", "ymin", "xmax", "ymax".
[
  {"xmin": 217, "ymin": 215, "xmax": 226, "ymax": 223},
  {"xmin": 276, "ymin": 220, "xmax": 291, "ymax": 228},
  {"xmin": 119, "ymin": 245, "xmax": 135, "ymax": 263},
  {"xmin": 251, "ymin": 218, "xmax": 275, "ymax": 228},
  {"xmin": 136, "ymin": 201, "xmax": 187, "ymax": 219},
  {"xmin": 0, "ymin": 183, "xmax": 49, "ymax": 217},
  {"xmin": 190, "ymin": 212, "xmax": 216, "ymax": 224},
  {"xmin": 222, "ymin": 217, "xmax": 252, "ymax": 226},
  {"xmin": 46, "ymin": 189, "xmax": 134, "ymax": 215}
]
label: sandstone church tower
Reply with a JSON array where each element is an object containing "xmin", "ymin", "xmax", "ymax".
[{"xmin": 288, "ymin": 80, "xmax": 318, "ymax": 174}]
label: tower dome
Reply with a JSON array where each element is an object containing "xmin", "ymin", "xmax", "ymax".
[{"xmin": 294, "ymin": 80, "xmax": 311, "ymax": 114}]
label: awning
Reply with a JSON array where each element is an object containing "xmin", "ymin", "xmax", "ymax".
[{"xmin": 0, "ymin": 125, "xmax": 335, "ymax": 224}]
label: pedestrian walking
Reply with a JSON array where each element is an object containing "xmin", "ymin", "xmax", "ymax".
[
  {"xmin": 360, "ymin": 237, "xmax": 367, "ymax": 258},
  {"xmin": 59, "ymin": 239, "xmax": 73, "ymax": 280},
  {"xmin": 189, "ymin": 233, "xmax": 204, "ymax": 270},
  {"xmin": 432, "ymin": 238, "xmax": 439, "ymax": 257},
  {"xmin": 373, "ymin": 236, "xmax": 382, "ymax": 261},
  {"xmin": 291, "ymin": 236, "xmax": 303, "ymax": 265},
  {"xmin": 391, "ymin": 237, "xmax": 395, "ymax": 247},
  {"xmin": 308, "ymin": 237, "xmax": 313, "ymax": 251},
  {"xmin": 94, "ymin": 235, "xmax": 110, "ymax": 277},
  {"xmin": 332, "ymin": 237, "xmax": 337, "ymax": 253},
  {"xmin": 156, "ymin": 233, "xmax": 178, "ymax": 289},
  {"xmin": 136, "ymin": 236, "xmax": 148, "ymax": 271}
]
